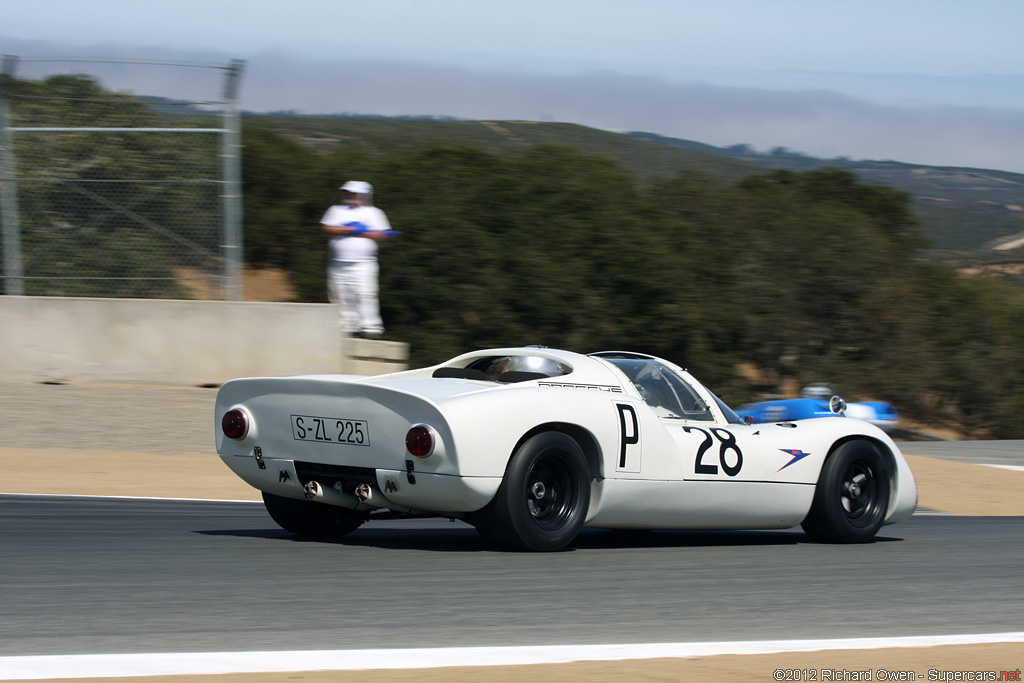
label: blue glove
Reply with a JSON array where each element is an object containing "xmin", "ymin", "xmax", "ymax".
[
  {"xmin": 343, "ymin": 221, "xmax": 369, "ymax": 235},
  {"xmin": 342, "ymin": 222, "xmax": 401, "ymax": 238}
]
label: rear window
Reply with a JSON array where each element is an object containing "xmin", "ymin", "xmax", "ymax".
[{"xmin": 466, "ymin": 355, "xmax": 573, "ymax": 382}]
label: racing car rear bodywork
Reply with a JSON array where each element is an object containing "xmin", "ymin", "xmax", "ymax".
[{"xmin": 216, "ymin": 347, "xmax": 917, "ymax": 550}]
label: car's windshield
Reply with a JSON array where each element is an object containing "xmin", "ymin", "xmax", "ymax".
[{"xmin": 712, "ymin": 393, "xmax": 749, "ymax": 425}]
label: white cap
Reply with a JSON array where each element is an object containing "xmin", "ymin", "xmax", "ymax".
[{"xmin": 341, "ymin": 180, "xmax": 373, "ymax": 194}]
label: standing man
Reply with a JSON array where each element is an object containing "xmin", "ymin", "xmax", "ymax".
[{"xmin": 321, "ymin": 180, "xmax": 395, "ymax": 338}]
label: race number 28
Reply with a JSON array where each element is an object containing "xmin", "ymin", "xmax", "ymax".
[{"xmin": 683, "ymin": 426, "xmax": 742, "ymax": 477}]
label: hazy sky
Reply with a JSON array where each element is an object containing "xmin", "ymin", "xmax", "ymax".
[{"xmin": 4, "ymin": 0, "xmax": 1023, "ymax": 172}]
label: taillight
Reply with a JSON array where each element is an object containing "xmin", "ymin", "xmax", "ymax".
[
  {"xmin": 406, "ymin": 425, "xmax": 434, "ymax": 458},
  {"xmin": 222, "ymin": 408, "xmax": 249, "ymax": 440}
]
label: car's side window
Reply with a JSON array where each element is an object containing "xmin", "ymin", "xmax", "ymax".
[
  {"xmin": 659, "ymin": 371, "xmax": 714, "ymax": 421},
  {"xmin": 625, "ymin": 360, "xmax": 713, "ymax": 422}
]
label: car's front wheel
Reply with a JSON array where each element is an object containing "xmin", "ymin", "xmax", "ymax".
[
  {"xmin": 801, "ymin": 439, "xmax": 891, "ymax": 543},
  {"xmin": 474, "ymin": 431, "xmax": 591, "ymax": 551},
  {"xmin": 262, "ymin": 491, "xmax": 364, "ymax": 538}
]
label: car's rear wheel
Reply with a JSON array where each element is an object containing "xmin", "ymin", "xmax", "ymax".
[
  {"xmin": 474, "ymin": 431, "xmax": 591, "ymax": 551},
  {"xmin": 801, "ymin": 439, "xmax": 890, "ymax": 543},
  {"xmin": 262, "ymin": 491, "xmax": 364, "ymax": 538}
]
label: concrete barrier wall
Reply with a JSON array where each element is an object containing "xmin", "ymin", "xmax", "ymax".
[{"xmin": 0, "ymin": 296, "xmax": 408, "ymax": 385}]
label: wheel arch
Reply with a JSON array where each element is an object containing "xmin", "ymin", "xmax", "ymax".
[
  {"xmin": 822, "ymin": 433, "xmax": 900, "ymax": 518},
  {"xmin": 511, "ymin": 422, "xmax": 602, "ymax": 480}
]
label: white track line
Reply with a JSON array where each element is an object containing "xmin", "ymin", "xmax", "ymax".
[
  {"xmin": 3, "ymin": 633, "xmax": 1024, "ymax": 680},
  {"xmin": 981, "ymin": 464, "xmax": 1024, "ymax": 472},
  {"xmin": 0, "ymin": 492, "xmax": 260, "ymax": 504}
]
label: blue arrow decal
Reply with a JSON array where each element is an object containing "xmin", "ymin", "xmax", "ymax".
[{"xmin": 778, "ymin": 449, "xmax": 812, "ymax": 471}]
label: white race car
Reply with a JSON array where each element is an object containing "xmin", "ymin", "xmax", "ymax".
[{"xmin": 216, "ymin": 347, "xmax": 917, "ymax": 551}]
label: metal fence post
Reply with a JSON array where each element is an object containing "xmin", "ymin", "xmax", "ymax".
[
  {"xmin": 221, "ymin": 59, "xmax": 245, "ymax": 301},
  {"xmin": 0, "ymin": 54, "xmax": 23, "ymax": 296}
]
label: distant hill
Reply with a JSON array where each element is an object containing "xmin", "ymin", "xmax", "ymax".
[
  {"xmin": 244, "ymin": 115, "xmax": 760, "ymax": 182},
  {"xmin": 629, "ymin": 131, "xmax": 1024, "ymax": 252},
  {"xmin": 245, "ymin": 114, "xmax": 1024, "ymax": 253}
]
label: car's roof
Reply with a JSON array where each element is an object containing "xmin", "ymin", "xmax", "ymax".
[
  {"xmin": 435, "ymin": 346, "xmax": 700, "ymax": 390},
  {"xmin": 444, "ymin": 346, "xmax": 589, "ymax": 364},
  {"xmin": 444, "ymin": 347, "xmax": 678, "ymax": 368}
]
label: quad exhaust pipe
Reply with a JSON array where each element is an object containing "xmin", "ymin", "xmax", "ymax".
[
  {"xmin": 303, "ymin": 480, "xmax": 412, "ymax": 513},
  {"xmin": 303, "ymin": 480, "xmax": 364, "ymax": 509}
]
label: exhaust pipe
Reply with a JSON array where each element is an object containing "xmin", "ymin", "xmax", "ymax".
[
  {"xmin": 304, "ymin": 480, "xmax": 419, "ymax": 514},
  {"xmin": 354, "ymin": 482, "xmax": 415, "ymax": 513},
  {"xmin": 354, "ymin": 482, "xmax": 388, "ymax": 507}
]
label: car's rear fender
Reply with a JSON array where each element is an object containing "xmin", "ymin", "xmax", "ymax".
[
  {"xmin": 510, "ymin": 422, "xmax": 603, "ymax": 480},
  {"xmin": 434, "ymin": 385, "xmax": 626, "ymax": 478}
]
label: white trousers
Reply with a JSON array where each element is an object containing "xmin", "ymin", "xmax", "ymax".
[{"xmin": 327, "ymin": 260, "xmax": 384, "ymax": 334}]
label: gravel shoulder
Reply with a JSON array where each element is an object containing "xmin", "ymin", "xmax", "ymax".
[{"xmin": 2, "ymin": 448, "xmax": 1022, "ymax": 517}]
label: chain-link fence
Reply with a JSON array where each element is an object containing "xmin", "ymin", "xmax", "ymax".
[{"xmin": 0, "ymin": 56, "xmax": 243, "ymax": 299}]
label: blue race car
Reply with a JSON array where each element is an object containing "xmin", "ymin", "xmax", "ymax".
[{"xmin": 737, "ymin": 384, "xmax": 899, "ymax": 433}]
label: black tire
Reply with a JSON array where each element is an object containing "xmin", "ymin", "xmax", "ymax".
[
  {"xmin": 262, "ymin": 491, "xmax": 364, "ymax": 538},
  {"xmin": 474, "ymin": 432, "xmax": 591, "ymax": 552},
  {"xmin": 801, "ymin": 439, "xmax": 891, "ymax": 543}
]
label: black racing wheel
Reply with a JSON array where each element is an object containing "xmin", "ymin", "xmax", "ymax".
[
  {"xmin": 473, "ymin": 431, "xmax": 591, "ymax": 551},
  {"xmin": 801, "ymin": 439, "xmax": 891, "ymax": 543}
]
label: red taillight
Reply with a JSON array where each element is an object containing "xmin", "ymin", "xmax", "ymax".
[
  {"xmin": 406, "ymin": 425, "xmax": 434, "ymax": 458},
  {"xmin": 222, "ymin": 408, "xmax": 249, "ymax": 440}
]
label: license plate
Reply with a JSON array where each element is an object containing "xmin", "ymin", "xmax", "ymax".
[{"xmin": 290, "ymin": 415, "xmax": 370, "ymax": 446}]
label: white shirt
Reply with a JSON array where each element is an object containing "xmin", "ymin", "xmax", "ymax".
[{"xmin": 321, "ymin": 204, "xmax": 392, "ymax": 262}]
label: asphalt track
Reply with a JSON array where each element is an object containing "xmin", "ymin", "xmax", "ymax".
[
  {"xmin": 2, "ymin": 494, "xmax": 1022, "ymax": 659},
  {"xmin": 900, "ymin": 439, "xmax": 1024, "ymax": 466}
]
